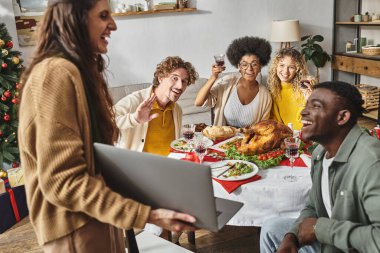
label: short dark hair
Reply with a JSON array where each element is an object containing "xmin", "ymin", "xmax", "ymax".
[
  {"xmin": 226, "ymin": 36, "xmax": 272, "ymax": 68},
  {"xmin": 314, "ymin": 81, "xmax": 365, "ymax": 124}
]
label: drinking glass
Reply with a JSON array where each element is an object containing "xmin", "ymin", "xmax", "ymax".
[
  {"xmin": 193, "ymin": 135, "xmax": 210, "ymax": 164},
  {"xmin": 182, "ymin": 124, "xmax": 195, "ymax": 148},
  {"xmin": 214, "ymin": 54, "xmax": 225, "ymax": 67},
  {"xmin": 283, "ymin": 137, "xmax": 301, "ymax": 182}
]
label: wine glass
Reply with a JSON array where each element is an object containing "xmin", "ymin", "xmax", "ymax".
[
  {"xmin": 193, "ymin": 135, "xmax": 211, "ymax": 164},
  {"xmin": 214, "ymin": 54, "xmax": 225, "ymax": 67},
  {"xmin": 182, "ymin": 124, "xmax": 195, "ymax": 149},
  {"xmin": 283, "ymin": 137, "xmax": 301, "ymax": 182}
]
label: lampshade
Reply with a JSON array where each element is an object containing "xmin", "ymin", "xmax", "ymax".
[{"xmin": 271, "ymin": 20, "xmax": 301, "ymax": 48}]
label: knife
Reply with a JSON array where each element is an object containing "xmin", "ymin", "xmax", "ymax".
[{"xmin": 216, "ymin": 163, "xmax": 235, "ymax": 178}]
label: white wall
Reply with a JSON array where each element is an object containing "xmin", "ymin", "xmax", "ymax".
[{"xmin": 1, "ymin": 0, "xmax": 334, "ymax": 87}]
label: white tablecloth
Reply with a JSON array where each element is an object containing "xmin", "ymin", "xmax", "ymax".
[
  {"xmin": 212, "ymin": 166, "xmax": 312, "ymax": 227},
  {"xmin": 168, "ymin": 153, "xmax": 312, "ymax": 227}
]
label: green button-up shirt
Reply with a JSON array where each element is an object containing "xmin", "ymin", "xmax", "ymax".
[{"xmin": 289, "ymin": 124, "xmax": 380, "ymax": 253}]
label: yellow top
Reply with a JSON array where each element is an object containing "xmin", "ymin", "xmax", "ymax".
[
  {"xmin": 271, "ymin": 82, "xmax": 305, "ymax": 130},
  {"xmin": 143, "ymin": 100, "xmax": 175, "ymax": 156}
]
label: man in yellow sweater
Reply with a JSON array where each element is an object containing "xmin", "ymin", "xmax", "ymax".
[{"xmin": 115, "ymin": 56, "xmax": 198, "ymax": 156}]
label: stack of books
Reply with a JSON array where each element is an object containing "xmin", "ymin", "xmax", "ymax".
[{"xmin": 153, "ymin": 2, "xmax": 177, "ymax": 10}]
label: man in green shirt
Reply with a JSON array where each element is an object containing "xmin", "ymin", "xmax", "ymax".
[{"xmin": 260, "ymin": 81, "xmax": 380, "ymax": 253}]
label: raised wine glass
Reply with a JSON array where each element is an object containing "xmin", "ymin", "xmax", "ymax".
[
  {"xmin": 182, "ymin": 124, "xmax": 195, "ymax": 150},
  {"xmin": 193, "ymin": 135, "xmax": 210, "ymax": 164},
  {"xmin": 283, "ymin": 137, "xmax": 301, "ymax": 182},
  {"xmin": 214, "ymin": 54, "xmax": 225, "ymax": 67}
]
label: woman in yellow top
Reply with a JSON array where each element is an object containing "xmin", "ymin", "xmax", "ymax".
[{"xmin": 267, "ymin": 48, "xmax": 315, "ymax": 130}]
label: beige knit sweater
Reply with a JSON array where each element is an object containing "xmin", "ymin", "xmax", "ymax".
[{"xmin": 18, "ymin": 57, "xmax": 151, "ymax": 245}]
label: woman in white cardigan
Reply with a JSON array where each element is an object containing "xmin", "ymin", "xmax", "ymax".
[{"xmin": 195, "ymin": 36, "xmax": 272, "ymax": 127}]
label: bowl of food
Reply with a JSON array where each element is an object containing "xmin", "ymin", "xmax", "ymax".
[{"xmin": 202, "ymin": 126, "xmax": 238, "ymax": 141}]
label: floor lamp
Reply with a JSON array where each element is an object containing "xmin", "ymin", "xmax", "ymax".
[{"xmin": 271, "ymin": 20, "xmax": 301, "ymax": 49}]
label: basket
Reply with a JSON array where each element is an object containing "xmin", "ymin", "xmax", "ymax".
[
  {"xmin": 362, "ymin": 46, "xmax": 380, "ymax": 56},
  {"xmin": 355, "ymin": 84, "xmax": 380, "ymax": 110}
]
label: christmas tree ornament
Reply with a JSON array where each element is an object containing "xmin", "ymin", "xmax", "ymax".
[
  {"xmin": 12, "ymin": 162, "xmax": 19, "ymax": 168},
  {"xmin": 0, "ymin": 23, "xmax": 22, "ymax": 166},
  {"xmin": 4, "ymin": 90, "xmax": 11, "ymax": 97},
  {"xmin": 12, "ymin": 56, "xmax": 19, "ymax": 64},
  {"xmin": 2, "ymin": 49, "xmax": 8, "ymax": 56},
  {"xmin": 0, "ymin": 169, "xmax": 7, "ymax": 179},
  {"xmin": 6, "ymin": 41, "xmax": 13, "ymax": 49}
]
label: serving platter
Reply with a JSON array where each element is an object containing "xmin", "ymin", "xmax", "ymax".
[{"xmin": 209, "ymin": 136, "xmax": 243, "ymax": 152}]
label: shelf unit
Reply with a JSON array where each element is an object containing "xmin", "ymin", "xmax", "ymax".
[
  {"xmin": 111, "ymin": 7, "xmax": 197, "ymax": 17},
  {"xmin": 332, "ymin": 0, "xmax": 380, "ymax": 124}
]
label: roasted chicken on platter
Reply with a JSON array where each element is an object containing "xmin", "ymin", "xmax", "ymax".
[{"xmin": 238, "ymin": 120, "xmax": 292, "ymax": 155}]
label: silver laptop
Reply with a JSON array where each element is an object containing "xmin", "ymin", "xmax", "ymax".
[{"xmin": 94, "ymin": 143, "xmax": 243, "ymax": 232}]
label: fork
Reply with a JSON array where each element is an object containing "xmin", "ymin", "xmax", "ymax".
[{"xmin": 216, "ymin": 163, "xmax": 235, "ymax": 178}]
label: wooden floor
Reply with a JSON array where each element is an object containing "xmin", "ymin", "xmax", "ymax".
[
  {"xmin": 0, "ymin": 117, "xmax": 377, "ymax": 253},
  {"xmin": 178, "ymin": 226, "xmax": 260, "ymax": 252}
]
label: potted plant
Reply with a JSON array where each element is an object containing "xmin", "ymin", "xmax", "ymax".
[
  {"xmin": 300, "ymin": 35, "xmax": 331, "ymax": 82},
  {"xmin": 363, "ymin": 12, "xmax": 370, "ymax": 22}
]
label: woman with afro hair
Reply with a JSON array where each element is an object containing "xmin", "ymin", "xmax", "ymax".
[
  {"xmin": 195, "ymin": 36, "xmax": 272, "ymax": 127},
  {"xmin": 267, "ymin": 48, "xmax": 315, "ymax": 130}
]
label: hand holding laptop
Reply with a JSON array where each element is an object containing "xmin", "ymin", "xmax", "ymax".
[{"xmin": 148, "ymin": 209, "xmax": 197, "ymax": 232}]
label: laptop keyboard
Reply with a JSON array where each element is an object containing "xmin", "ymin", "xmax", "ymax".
[{"xmin": 216, "ymin": 210, "xmax": 222, "ymax": 217}]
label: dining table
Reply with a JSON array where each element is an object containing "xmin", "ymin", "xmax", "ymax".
[
  {"xmin": 211, "ymin": 165, "xmax": 312, "ymax": 227},
  {"xmin": 169, "ymin": 137, "xmax": 313, "ymax": 228}
]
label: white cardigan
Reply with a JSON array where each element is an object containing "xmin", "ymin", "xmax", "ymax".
[{"xmin": 114, "ymin": 86, "xmax": 182, "ymax": 151}]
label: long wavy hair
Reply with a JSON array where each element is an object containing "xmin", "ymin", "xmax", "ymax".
[
  {"xmin": 21, "ymin": 0, "xmax": 118, "ymax": 144},
  {"xmin": 267, "ymin": 48, "xmax": 310, "ymax": 100}
]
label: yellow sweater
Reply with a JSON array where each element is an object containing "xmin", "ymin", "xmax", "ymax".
[
  {"xmin": 271, "ymin": 82, "xmax": 305, "ymax": 130},
  {"xmin": 18, "ymin": 57, "xmax": 150, "ymax": 245},
  {"xmin": 143, "ymin": 100, "xmax": 175, "ymax": 156}
]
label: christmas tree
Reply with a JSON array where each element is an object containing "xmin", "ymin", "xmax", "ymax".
[{"xmin": 0, "ymin": 23, "xmax": 23, "ymax": 169}]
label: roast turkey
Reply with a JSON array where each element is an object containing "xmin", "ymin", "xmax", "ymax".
[{"xmin": 238, "ymin": 120, "xmax": 292, "ymax": 155}]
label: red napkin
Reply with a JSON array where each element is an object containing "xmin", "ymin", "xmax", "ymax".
[
  {"xmin": 213, "ymin": 175, "xmax": 262, "ymax": 194},
  {"xmin": 279, "ymin": 157, "xmax": 307, "ymax": 167}
]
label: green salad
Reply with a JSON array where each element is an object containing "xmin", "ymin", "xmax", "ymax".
[
  {"xmin": 225, "ymin": 146, "xmax": 284, "ymax": 169},
  {"xmin": 224, "ymin": 162, "xmax": 253, "ymax": 177}
]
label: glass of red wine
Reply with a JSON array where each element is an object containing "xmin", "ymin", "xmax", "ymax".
[
  {"xmin": 214, "ymin": 54, "xmax": 225, "ymax": 67},
  {"xmin": 182, "ymin": 124, "xmax": 196, "ymax": 150},
  {"xmin": 193, "ymin": 135, "xmax": 211, "ymax": 164},
  {"xmin": 283, "ymin": 137, "xmax": 301, "ymax": 182}
]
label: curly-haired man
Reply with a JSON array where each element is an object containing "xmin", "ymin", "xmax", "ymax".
[
  {"xmin": 114, "ymin": 56, "xmax": 198, "ymax": 155},
  {"xmin": 195, "ymin": 36, "xmax": 272, "ymax": 127}
]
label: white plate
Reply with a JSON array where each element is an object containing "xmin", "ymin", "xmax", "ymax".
[
  {"xmin": 211, "ymin": 160, "xmax": 259, "ymax": 181},
  {"xmin": 209, "ymin": 135, "xmax": 243, "ymax": 152},
  {"xmin": 170, "ymin": 137, "xmax": 213, "ymax": 152}
]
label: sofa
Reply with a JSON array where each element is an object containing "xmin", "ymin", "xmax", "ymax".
[{"xmin": 108, "ymin": 77, "xmax": 212, "ymax": 125}]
